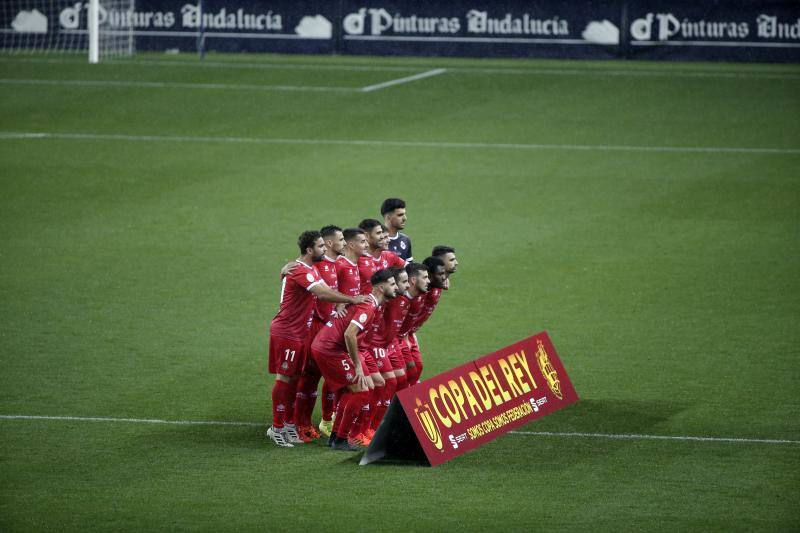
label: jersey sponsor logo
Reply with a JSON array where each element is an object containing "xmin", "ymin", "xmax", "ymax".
[
  {"xmin": 359, "ymin": 313, "xmax": 368, "ymax": 323},
  {"xmin": 306, "ymin": 273, "xmax": 315, "ymax": 283},
  {"xmin": 535, "ymin": 339, "xmax": 562, "ymax": 400}
]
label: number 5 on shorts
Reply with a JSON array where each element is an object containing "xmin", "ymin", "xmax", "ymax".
[{"xmin": 341, "ymin": 359, "xmax": 351, "ymax": 371}]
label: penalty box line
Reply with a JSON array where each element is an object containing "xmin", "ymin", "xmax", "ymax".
[{"xmin": 1, "ymin": 415, "xmax": 798, "ymax": 445}]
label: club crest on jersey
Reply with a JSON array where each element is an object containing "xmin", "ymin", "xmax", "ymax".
[
  {"xmin": 306, "ymin": 273, "xmax": 315, "ymax": 283},
  {"xmin": 358, "ymin": 313, "xmax": 368, "ymax": 323},
  {"xmin": 400, "ymin": 241, "xmax": 406, "ymax": 249}
]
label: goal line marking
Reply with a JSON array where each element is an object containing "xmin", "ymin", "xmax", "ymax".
[
  {"xmin": 0, "ymin": 131, "xmax": 797, "ymax": 155},
  {"xmin": 1, "ymin": 415, "xmax": 797, "ymax": 445}
]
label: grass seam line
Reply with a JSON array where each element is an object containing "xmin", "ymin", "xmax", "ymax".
[{"xmin": 0, "ymin": 131, "xmax": 798, "ymax": 155}]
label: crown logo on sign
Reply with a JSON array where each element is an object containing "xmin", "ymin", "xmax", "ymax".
[
  {"xmin": 536, "ymin": 339, "xmax": 562, "ymax": 400},
  {"xmin": 414, "ymin": 397, "xmax": 443, "ymax": 450}
]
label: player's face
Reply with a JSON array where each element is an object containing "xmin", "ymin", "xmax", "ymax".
[
  {"xmin": 414, "ymin": 270, "xmax": 430, "ymax": 293},
  {"xmin": 379, "ymin": 230, "xmax": 389, "ymax": 250},
  {"xmin": 310, "ymin": 238, "xmax": 326, "ymax": 262},
  {"xmin": 430, "ymin": 266, "xmax": 447, "ymax": 288},
  {"xmin": 380, "ymin": 277, "xmax": 399, "ymax": 299},
  {"xmin": 442, "ymin": 252, "xmax": 459, "ymax": 275},
  {"xmin": 327, "ymin": 231, "xmax": 345, "ymax": 256},
  {"xmin": 386, "ymin": 208, "xmax": 406, "ymax": 230},
  {"xmin": 395, "ymin": 271, "xmax": 410, "ymax": 294},
  {"xmin": 349, "ymin": 234, "xmax": 368, "ymax": 256},
  {"xmin": 367, "ymin": 226, "xmax": 383, "ymax": 249}
]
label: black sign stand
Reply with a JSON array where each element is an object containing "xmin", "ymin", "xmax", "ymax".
[{"xmin": 359, "ymin": 397, "xmax": 430, "ymax": 466}]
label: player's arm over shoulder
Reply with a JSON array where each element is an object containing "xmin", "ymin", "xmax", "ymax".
[{"xmin": 310, "ymin": 282, "xmax": 368, "ymax": 304}]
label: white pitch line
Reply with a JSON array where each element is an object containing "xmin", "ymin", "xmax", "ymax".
[
  {"xmin": 2, "ymin": 415, "xmax": 797, "ymax": 445},
  {"xmin": 2, "ymin": 56, "xmax": 798, "ymax": 80},
  {"xmin": 0, "ymin": 131, "xmax": 798, "ymax": 155},
  {"xmin": 509, "ymin": 430, "xmax": 800, "ymax": 446},
  {"xmin": 0, "ymin": 414, "xmax": 262, "ymax": 427},
  {"xmin": 0, "ymin": 78, "xmax": 356, "ymax": 93},
  {"xmin": 360, "ymin": 68, "xmax": 447, "ymax": 92}
]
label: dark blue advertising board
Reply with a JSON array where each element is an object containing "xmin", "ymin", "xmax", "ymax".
[{"xmin": 2, "ymin": 1, "xmax": 798, "ymax": 62}]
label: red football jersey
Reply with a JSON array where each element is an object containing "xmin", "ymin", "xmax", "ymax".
[
  {"xmin": 313, "ymin": 255, "xmax": 339, "ymax": 322},
  {"xmin": 398, "ymin": 293, "xmax": 427, "ymax": 338},
  {"xmin": 360, "ymin": 304, "xmax": 385, "ymax": 351},
  {"xmin": 269, "ymin": 260, "xmax": 323, "ymax": 341},
  {"xmin": 358, "ymin": 250, "xmax": 406, "ymax": 295},
  {"xmin": 371, "ymin": 294, "xmax": 411, "ymax": 348},
  {"xmin": 312, "ymin": 294, "xmax": 380, "ymax": 354},
  {"xmin": 412, "ymin": 287, "xmax": 443, "ymax": 333},
  {"xmin": 335, "ymin": 256, "xmax": 361, "ymax": 297}
]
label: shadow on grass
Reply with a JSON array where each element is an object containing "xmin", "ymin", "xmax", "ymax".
[{"xmin": 523, "ymin": 398, "xmax": 687, "ymax": 434}]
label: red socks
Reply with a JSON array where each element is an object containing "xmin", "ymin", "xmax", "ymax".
[
  {"xmin": 321, "ymin": 380, "xmax": 335, "ymax": 421},
  {"xmin": 271, "ymin": 380, "xmax": 291, "ymax": 428},
  {"xmin": 283, "ymin": 379, "xmax": 299, "ymax": 426},
  {"xmin": 395, "ymin": 372, "xmax": 408, "ymax": 391},
  {"xmin": 370, "ymin": 377, "xmax": 396, "ymax": 431},
  {"xmin": 293, "ymin": 371, "xmax": 321, "ymax": 427},
  {"xmin": 334, "ymin": 390, "xmax": 369, "ymax": 439},
  {"xmin": 407, "ymin": 363, "xmax": 423, "ymax": 386}
]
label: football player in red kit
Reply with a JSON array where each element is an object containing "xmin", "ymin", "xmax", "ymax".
[
  {"xmin": 366, "ymin": 262, "xmax": 430, "ymax": 435},
  {"xmin": 267, "ymin": 231, "xmax": 367, "ymax": 448},
  {"xmin": 311, "ymin": 269, "xmax": 399, "ymax": 451},
  {"xmin": 399, "ymin": 255, "xmax": 447, "ymax": 386},
  {"xmin": 292, "ymin": 225, "xmax": 345, "ymax": 441},
  {"xmin": 357, "ymin": 218, "xmax": 406, "ymax": 295}
]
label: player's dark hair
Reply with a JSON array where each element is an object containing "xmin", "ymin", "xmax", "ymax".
[
  {"xmin": 432, "ymin": 245, "xmax": 456, "ymax": 257},
  {"xmin": 390, "ymin": 266, "xmax": 407, "ymax": 281},
  {"xmin": 359, "ymin": 218, "xmax": 384, "ymax": 232},
  {"xmin": 405, "ymin": 262, "xmax": 427, "ymax": 278},
  {"xmin": 422, "ymin": 256, "xmax": 445, "ymax": 272},
  {"xmin": 381, "ymin": 198, "xmax": 406, "ymax": 216},
  {"xmin": 342, "ymin": 228, "xmax": 365, "ymax": 242},
  {"xmin": 320, "ymin": 225, "xmax": 342, "ymax": 239},
  {"xmin": 370, "ymin": 268, "xmax": 396, "ymax": 286},
  {"xmin": 298, "ymin": 230, "xmax": 321, "ymax": 254}
]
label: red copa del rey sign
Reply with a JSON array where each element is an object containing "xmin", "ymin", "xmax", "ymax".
[{"xmin": 361, "ymin": 331, "xmax": 578, "ymax": 466}]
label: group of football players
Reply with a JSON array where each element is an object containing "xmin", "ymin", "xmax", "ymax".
[{"xmin": 266, "ymin": 198, "xmax": 459, "ymax": 450}]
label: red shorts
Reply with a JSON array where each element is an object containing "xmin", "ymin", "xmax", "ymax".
[
  {"xmin": 408, "ymin": 334, "xmax": 423, "ymax": 365},
  {"xmin": 311, "ymin": 347, "xmax": 358, "ymax": 391},
  {"xmin": 388, "ymin": 340, "xmax": 406, "ymax": 372},
  {"xmin": 359, "ymin": 349, "xmax": 380, "ymax": 375},
  {"xmin": 268, "ymin": 335, "xmax": 306, "ymax": 376},
  {"xmin": 399, "ymin": 336, "xmax": 414, "ymax": 365},
  {"xmin": 300, "ymin": 318, "xmax": 326, "ymax": 374},
  {"xmin": 371, "ymin": 346, "xmax": 392, "ymax": 373}
]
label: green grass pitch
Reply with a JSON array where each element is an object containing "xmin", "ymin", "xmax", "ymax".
[{"xmin": 0, "ymin": 52, "xmax": 798, "ymax": 531}]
